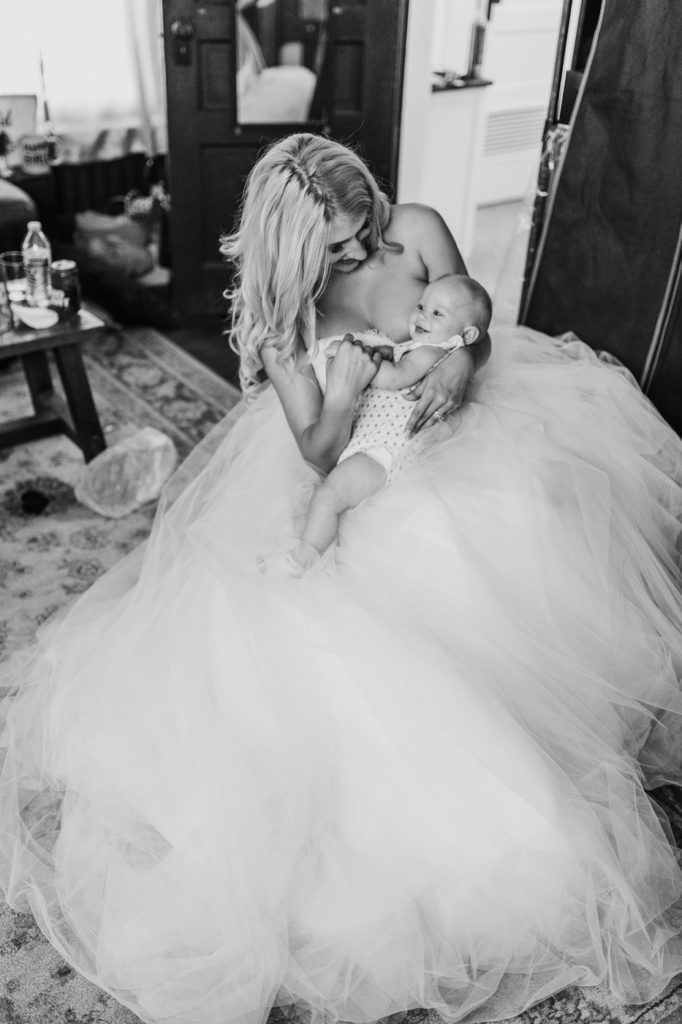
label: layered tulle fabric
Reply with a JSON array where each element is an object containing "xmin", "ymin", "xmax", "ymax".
[{"xmin": 1, "ymin": 325, "xmax": 681, "ymax": 1024}]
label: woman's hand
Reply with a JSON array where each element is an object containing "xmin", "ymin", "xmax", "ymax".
[
  {"xmin": 405, "ymin": 346, "xmax": 475, "ymax": 435},
  {"xmin": 325, "ymin": 333, "xmax": 381, "ymax": 408},
  {"xmin": 262, "ymin": 334, "xmax": 378, "ymax": 475}
]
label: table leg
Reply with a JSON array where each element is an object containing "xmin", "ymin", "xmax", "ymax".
[
  {"xmin": 53, "ymin": 344, "xmax": 106, "ymax": 462},
  {"xmin": 0, "ymin": 349, "xmax": 60, "ymax": 448},
  {"xmin": 21, "ymin": 350, "xmax": 53, "ymax": 408}
]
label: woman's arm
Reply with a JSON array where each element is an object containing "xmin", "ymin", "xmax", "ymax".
[
  {"xmin": 406, "ymin": 344, "xmax": 485, "ymax": 435},
  {"xmin": 262, "ymin": 338, "xmax": 378, "ymax": 474}
]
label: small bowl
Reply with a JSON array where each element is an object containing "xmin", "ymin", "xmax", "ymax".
[{"xmin": 11, "ymin": 304, "xmax": 59, "ymax": 330}]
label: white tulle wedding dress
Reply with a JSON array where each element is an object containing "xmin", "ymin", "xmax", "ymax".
[{"xmin": 0, "ymin": 321, "xmax": 681, "ymax": 1024}]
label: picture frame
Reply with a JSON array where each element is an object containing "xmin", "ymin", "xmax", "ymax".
[{"xmin": 0, "ymin": 94, "xmax": 38, "ymax": 168}]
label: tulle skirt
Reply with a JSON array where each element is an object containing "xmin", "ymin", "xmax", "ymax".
[{"xmin": 1, "ymin": 325, "xmax": 681, "ymax": 1024}]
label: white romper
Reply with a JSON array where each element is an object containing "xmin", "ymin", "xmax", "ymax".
[{"xmin": 331, "ymin": 331, "xmax": 468, "ymax": 479}]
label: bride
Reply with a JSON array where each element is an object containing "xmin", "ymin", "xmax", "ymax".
[{"xmin": 1, "ymin": 132, "xmax": 681, "ymax": 1024}]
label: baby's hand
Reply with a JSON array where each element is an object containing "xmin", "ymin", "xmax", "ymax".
[{"xmin": 371, "ymin": 344, "xmax": 395, "ymax": 363}]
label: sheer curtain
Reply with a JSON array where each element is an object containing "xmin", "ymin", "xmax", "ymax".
[{"xmin": 0, "ymin": 0, "xmax": 166, "ymax": 162}]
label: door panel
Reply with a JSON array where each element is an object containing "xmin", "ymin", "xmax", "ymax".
[
  {"xmin": 202, "ymin": 45, "xmax": 233, "ymax": 109},
  {"xmin": 162, "ymin": 0, "xmax": 409, "ymax": 318}
]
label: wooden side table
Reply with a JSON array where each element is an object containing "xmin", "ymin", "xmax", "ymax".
[{"xmin": 0, "ymin": 307, "xmax": 107, "ymax": 461}]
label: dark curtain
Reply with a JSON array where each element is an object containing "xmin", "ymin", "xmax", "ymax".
[{"xmin": 522, "ymin": 0, "xmax": 682, "ymax": 392}]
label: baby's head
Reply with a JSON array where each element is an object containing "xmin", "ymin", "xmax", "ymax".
[{"xmin": 409, "ymin": 274, "xmax": 492, "ymax": 348}]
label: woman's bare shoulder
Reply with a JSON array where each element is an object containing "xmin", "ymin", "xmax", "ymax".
[
  {"xmin": 386, "ymin": 202, "xmax": 451, "ymax": 242},
  {"xmin": 386, "ymin": 203, "xmax": 466, "ymax": 278}
]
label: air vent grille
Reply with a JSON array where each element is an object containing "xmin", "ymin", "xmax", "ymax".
[{"xmin": 484, "ymin": 107, "xmax": 545, "ymax": 156}]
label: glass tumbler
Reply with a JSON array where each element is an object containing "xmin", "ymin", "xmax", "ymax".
[
  {"xmin": 0, "ymin": 251, "xmax": 27, "ymax": 304},
  {"xmin": 0, "ymin": 272, "xmax": 12, "ymax": 335}
]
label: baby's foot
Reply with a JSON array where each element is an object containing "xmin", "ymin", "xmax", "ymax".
[
  {"xmin": 259, "ymin": 550, "xmax": 306, "ymax": 579},
  {"xmin": 258, "ymin": 540, "xmax": 320, "ymax": 578}
]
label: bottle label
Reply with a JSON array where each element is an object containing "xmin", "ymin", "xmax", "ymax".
[{"xmin": 23, "ymin": 252, "xmax": 51, "ymax": 306}]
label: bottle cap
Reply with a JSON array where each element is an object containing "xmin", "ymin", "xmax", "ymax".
[{"xmin": 27, "ymin": 220, "xmax": 42, "ymax": 230}]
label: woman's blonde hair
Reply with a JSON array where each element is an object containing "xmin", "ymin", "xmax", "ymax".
[{"xmin": 221, "ymin": 133, "xmax": 395, "ymax": 394}]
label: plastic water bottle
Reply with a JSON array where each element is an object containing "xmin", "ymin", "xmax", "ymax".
[{"xmin": 22, "ymin": 220, "xmax": 52, "ymax": 307}]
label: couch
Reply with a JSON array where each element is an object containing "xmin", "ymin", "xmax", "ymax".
[{"xmin": 0, "ymin": 177, "xmax": 37, "ymax": 252}]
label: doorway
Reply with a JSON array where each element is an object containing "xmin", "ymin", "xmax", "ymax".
[{"xmin": 161, "ymin": 0, "xmax": 409, "ymax": 321}]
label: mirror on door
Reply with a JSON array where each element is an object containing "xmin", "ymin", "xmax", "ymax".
[{"xmin": 236, "ymin": 0, "xmax": 329, "ymax": 125}]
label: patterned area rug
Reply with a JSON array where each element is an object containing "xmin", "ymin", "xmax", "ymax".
[
  {"xmin": 0, "ymin": 323, "xmax": 241, "ymax": 660},
  {"xmin": 0, "ymin": 326, "xmax": 680, "ymax": 1024}
]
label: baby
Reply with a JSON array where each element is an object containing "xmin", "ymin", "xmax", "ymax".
[{"xmin": 299, "ymin": 273, "xmax": 492, "ymax": 565}]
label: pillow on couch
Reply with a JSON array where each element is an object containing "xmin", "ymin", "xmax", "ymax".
[{"xmin": 0, "ymin": 178, "xmax": 37, "ymax": 251}]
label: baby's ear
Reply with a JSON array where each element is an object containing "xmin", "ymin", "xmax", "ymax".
[{"xmin": 462, "ymin": 325, "xmax": 480, "ymax": 345}]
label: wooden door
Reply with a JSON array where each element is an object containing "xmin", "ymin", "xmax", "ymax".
[{"xmin": 162, "ymin": 0, "xmax": 409, "ymax": 319}]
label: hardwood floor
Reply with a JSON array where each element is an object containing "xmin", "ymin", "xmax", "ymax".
[
  {"xmin": 164, "ymin": 315, "xmax": 241, "ymax": 388},
  {"xmin": 466, "ymin": 200, "xmax": 525, "ymax": 296}
]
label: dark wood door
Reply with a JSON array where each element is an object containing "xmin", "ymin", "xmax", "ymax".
[{"xmin": 162, "ymin": 0, "xmax": 409, "ymax": 319}]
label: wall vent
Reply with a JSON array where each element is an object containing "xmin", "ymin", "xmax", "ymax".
[{"xmin": 484, "ymin": 107, "xmax": 545, "ymax": 156}]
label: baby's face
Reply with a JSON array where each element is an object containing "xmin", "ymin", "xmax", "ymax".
[{"xmin": 408, "ymin": 279, "xmax": 471, "ymax": 345}]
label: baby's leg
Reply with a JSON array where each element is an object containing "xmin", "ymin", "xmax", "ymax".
[{"xmin": 302, "ymin": 453, "xmax": 387, "ymax": 554}]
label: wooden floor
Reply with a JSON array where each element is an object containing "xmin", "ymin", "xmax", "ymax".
[
  {"xmin": 466, "ymin": 200, "xmax": 525, "ymax": 296},
  {"xmin": 164, "ymin": 316, "xmax": 241, "ymax": 388}
]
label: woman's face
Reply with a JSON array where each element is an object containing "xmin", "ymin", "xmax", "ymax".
[{"xmin": 328, "ymin": 211, "xmax": 371, "ymax": 273}]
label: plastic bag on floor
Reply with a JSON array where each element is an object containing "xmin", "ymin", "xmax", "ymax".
[{"xmin": 75, "ymin": 427, "xmax": 178, "ymax": 518}]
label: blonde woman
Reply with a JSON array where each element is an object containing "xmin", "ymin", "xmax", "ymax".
[
  {"xmin": 1, "ymin": 132, "xmax": 681, "ymax": 1024},
  {"xmin": 223, "ymin": 132, "xmax": 490, "ymax": 453}
]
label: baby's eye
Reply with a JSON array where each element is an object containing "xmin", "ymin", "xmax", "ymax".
[
  {"xmin": 434, "ymin": 309, "xmax": 444, "ymax": 317},
  {"xmin": 416, "ymin": 303, "xmax": 424, "ymax": 312}
]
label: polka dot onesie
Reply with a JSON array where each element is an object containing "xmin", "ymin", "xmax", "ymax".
[{"xmin": 313, "ymin": 331, "xmax": 465, "ymax": 484}]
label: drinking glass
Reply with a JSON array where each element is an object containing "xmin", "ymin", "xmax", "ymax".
[
  {"xmin": 0, "ymin": 274, "xmax": 12, "ymax": 334},
  {"xmin": 0, "ymin": 251, "xmax": 26, "ymax": 303}
]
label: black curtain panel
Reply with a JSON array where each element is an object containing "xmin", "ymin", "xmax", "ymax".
[{"xmin": 521, "ymin": 0, "xmax": 682, "ymax": 432}]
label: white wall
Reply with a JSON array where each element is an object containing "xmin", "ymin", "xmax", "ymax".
[
  {"xmin": 399, "ymin": 0, "xmax": 564, "ymax": 228},
  {"xmin": 431, "ymin": 0, "xmax": 481, "ymax": 73},
  {"xmin": 397, "ymin": 0, "xmax": 435, "ymax": 204},
  {"xmin": 398, "ymin": 0, "xmax": 487, "ymax": 258},
  {"xmin": 478, "ymin": 0, "xmax": 563, "ymax": 204}
]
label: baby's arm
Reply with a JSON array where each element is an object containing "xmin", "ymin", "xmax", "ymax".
[{"xmin": 370, "ymin": 346, "xmax": 446, "ymax": 390}]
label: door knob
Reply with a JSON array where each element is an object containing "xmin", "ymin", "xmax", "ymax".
[
  {"xmin": 170, "ymin": 17, "xmax": 195, "ymax": 65},
  {"xmin": 171, "ymin": 17, "xmax": 195, "ymax": 38}
]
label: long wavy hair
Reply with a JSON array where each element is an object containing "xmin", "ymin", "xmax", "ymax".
[{"xmin": 221, "ymin": 133, "xmax": 396, "ymax": 395}]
